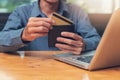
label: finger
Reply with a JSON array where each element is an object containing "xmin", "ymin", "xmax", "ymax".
[
  {"xmin": 55, "ymin": 43, "xmax": 79, "ymax": 52},
  {"xmin": 25, "ymin": 32, "xmax": 48, "ymax": 41},
  {"xmin": 27, "ymin": 26, "xmax": 49, "ymax": 34},
  {"xmin": 29, "ymin": 17, "xmax": 55, "ymax": 24},
  {"xmin": 61, "ymin": 32, "xmax": 83, "ymax": 41},
  {"xmin": 57, "ymin": 47, "xmax": 75, "ymax": 53},
  {"xmin": 57, "ymin": 37, "xmax": 83, "ymax": 47},
  {"xmin": 30, "ymin": 32, "xmax": 48, "ymax": 39},
  {"xmin": 27, "ymin": 21, "xmax": 52, "ymax": 29},
  {"xmin": 56, "ymin": 44, "xmax": 82, "ymax": 55},
  {"xmin": 70, "ymin": 50, "xmax": 82, "ymax": 55}
]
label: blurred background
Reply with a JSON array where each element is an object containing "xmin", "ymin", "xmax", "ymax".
[
  {"xmin": 0, "ymin": 0, "xmax": 119, "ymax": 36},
  {"xmin": 0, "ymin": 0, "xmax": 120, "ymax": 13}
]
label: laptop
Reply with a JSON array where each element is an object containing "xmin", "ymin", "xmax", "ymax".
[{"xmin": 53, "ymin": 9, "xmax": 120, "ymax": 71}]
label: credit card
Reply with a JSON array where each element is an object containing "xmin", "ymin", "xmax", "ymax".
[{"xmin": 52, "ymin": 12, "xmax": 73, "ymax": 25}]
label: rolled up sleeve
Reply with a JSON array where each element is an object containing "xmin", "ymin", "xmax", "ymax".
[
  {"xmin": 0, "ymin": 7, "xmax": 27, "ymax": 52},
  {"xmin": 73, "ymin": 7, "xmax": 101, "ymax": 51}
]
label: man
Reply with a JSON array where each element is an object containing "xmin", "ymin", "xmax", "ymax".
[{"xmin": 0, "ymin": 0, "xmax": 100, "ymax": 54}]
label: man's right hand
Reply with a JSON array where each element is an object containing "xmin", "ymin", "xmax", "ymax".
[{"xmin": 22, "ymin": 17, "xmax": 55, "ymax": 42}]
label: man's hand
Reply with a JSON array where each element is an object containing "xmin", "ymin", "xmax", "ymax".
[
  {"xmin": 22, "ymin": 17, "xmax": 55, "ymax": 41},
  {"xmin": 55, "ymin": 32, "xmax": 85, "ymax": 55}
]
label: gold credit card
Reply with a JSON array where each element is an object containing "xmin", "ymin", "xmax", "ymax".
[{"xmin": 52, "ymin": 12, "xmax": 73, "ymax": 25}]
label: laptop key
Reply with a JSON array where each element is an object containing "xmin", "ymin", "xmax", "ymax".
[{"xmin": 77, "ymin": 56, "xmax": 93, "ymax": 63}]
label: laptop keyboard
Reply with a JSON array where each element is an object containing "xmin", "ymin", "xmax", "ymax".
[
  {"xmin": 53, "ymin": 53, "xmax": 94, "ymax": 64},
  {"xmin": 76, "ymin": 56, "xmax": 93, "ymax": 63}
]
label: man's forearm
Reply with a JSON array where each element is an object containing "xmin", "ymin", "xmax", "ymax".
[
  {"xmin": 84, "ymin": 36, "xmax": 100, "ymax": 51},
  {"xmin": 0, "ymin": 28, "xmax": 26, "ymax": 52}
]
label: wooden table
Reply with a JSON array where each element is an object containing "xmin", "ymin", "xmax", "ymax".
[{"xmin": 0, "ymin": 51, "xmax": 120, "ymax": 80}]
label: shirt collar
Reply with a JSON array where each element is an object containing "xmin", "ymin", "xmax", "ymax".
[
  {"xmin": 58, "ymin": 0, "xmax": 69, "ymax": 15},
  {"xmin": 30, "ymin": 0, "xmax": 69, "ymax": 17},
  {"xmin": 30, "ymin": 1, "xmax": 42, "ymax": 17}
]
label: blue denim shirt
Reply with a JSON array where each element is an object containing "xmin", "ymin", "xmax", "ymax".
[{"xmin": 0, "ymin": 1, "xmax": 100, "ymax": 52}]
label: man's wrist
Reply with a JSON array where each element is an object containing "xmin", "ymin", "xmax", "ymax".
[{"xmin": 21, "ymin": 29, "xmax": 31, "ymax": 44}]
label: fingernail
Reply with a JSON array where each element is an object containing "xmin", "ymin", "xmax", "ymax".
[
  {"xmin": 52, "ymin": 20, "xmax": 55, "ymax": 24},
  {"xmin": 56, "ymin": 37, "xmax": 60, "ymax": 40},
  {"xmin": 55, "ymin": 44, "xmax": 57, "ymax": 46},
  {"xmin": 81, "ymin": 43, "xmax": 83, "ymax": 45},
  {"xmin": 61, "ymin": 32, "xmax": 67, "ymax": 36},
  {"xmin": 61, "ymin": 32, "xmax": 64, "ymax": 35}
]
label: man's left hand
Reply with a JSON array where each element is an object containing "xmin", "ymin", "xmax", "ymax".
[{"xmin": 55, "ymin": 32, "xmax": 85, "ymax": 55}]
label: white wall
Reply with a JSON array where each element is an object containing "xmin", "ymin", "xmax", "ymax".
[
  {"xmin": 114, "ymin": 0, "xmax": 120, "ymax": 10},
  {"xmin": 85, "ymin": 0, "xmax": 113, "ymax": 13},
  {"xmin": 68, "ymin": 0, "xmax": 120, "ymax": 13}
]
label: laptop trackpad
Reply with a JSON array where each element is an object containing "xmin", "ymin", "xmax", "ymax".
[{"xmin": 81, "ymin": 50, "xmax": 96, "ymax": 56}]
